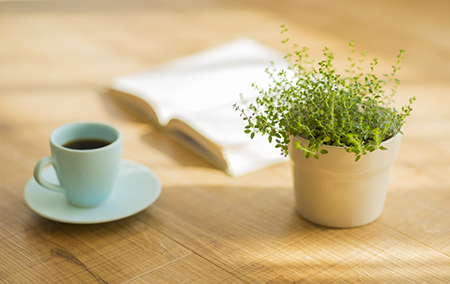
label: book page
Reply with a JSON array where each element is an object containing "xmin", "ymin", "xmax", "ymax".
[
  {"xmin": 223, "ymin": 141, "xmax": 286, "ymax": 177},
  {"xmin": 111, "ymin": 38, "xmax": 287, "ymax": 126},
  {"xmin": 174, "ymin": 102, "xmax": 267, "ymax": 148}
]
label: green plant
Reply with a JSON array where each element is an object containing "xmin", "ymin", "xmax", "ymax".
[{"xmin": 234, "ymin": 26, "xmax": 415, "ymax": 161}]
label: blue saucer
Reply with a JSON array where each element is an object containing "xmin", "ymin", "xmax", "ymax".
[{"xmin": 24, "ymin": 159, "xmax": 161, "ymax": 224}]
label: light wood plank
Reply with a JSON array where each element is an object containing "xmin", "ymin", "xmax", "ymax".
[
  {"xmin": 0, "ymin": 219, "xmax": 192, "ymax": 284},
  {"xmin": 129, "ymin": 254, "xmax": 246, "ymax": 284},
  {"xmin": 137, "ymin": 185, "xmax": 450, "ymax": 282}
]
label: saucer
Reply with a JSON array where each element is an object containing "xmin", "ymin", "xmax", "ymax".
[{"xmin": 24, "ymin": 159, "xmax": 161, "ymax": 224}]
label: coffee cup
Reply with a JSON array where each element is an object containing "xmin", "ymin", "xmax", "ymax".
[{"xmin": 33, "ymin": 122, "xmax": 122, "ymax": 207}]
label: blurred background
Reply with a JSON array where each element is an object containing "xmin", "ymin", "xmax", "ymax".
[
  {"xmin": 0, "ymin": 0, "xmax": 449, "ymax": 172},
  {"xmin": 1, "ymin": 0, "xmax": 449, "ymax": 87}
]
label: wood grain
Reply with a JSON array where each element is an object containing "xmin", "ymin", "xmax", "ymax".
[{"xmin": 1, "ymin": 0, "xmax": 450, "ymax": 283}]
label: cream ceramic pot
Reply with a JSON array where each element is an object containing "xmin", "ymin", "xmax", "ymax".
[{"xmin": 288, "ymin": 133, "xmax": 402, "ymax": 228}]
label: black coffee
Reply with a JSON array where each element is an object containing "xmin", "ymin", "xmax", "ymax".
[{"xmin": 63, "ymin": 138, "xmax": 112, "ymax": 150}]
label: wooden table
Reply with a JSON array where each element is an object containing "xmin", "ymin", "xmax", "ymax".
[{"xmin": 1, "ymin": 0, "xmax": 450, "ymax": 282}]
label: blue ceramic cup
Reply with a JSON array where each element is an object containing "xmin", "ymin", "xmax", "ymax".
[{"xmin": 33, "ymin": 122, "xmax": 122, "ymax": 207}]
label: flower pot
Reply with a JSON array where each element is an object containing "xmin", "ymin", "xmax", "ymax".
[{"xmin": 288, "ymin": 133, "xmax": 402, "ymax": 228}]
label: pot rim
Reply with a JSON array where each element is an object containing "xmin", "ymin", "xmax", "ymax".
[{"xmin": 291, "ymin": 131, "xmax": 402, "ymax": 150}]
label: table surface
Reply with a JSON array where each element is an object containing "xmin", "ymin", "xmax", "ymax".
[{"xmin": 1, "ymin": 0, "xmax": 450, "ymax": 283}]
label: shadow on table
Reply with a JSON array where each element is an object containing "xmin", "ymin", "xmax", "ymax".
[
  {"xmin": 99, "ymin": 90, "xmax": 218, "ymax": 170},
  {"xmin": 141, "ymin": 130, "xmax": 217, "ymax": 169}
]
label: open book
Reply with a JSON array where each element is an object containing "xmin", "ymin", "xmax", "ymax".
[{"xmin": 105, "ymin": 38, "xmax": 288, "ymax": 176}]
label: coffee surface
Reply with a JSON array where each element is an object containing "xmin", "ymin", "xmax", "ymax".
[{"xmin": 63, "ymin": 138, "xmax": 111, "ymax": 150}]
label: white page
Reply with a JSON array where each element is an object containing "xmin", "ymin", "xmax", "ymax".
[
  {"xmin": 111, "ymin": 38, "xmax": 287, "ymax": 126},
  {"xmin": 175, "ymin": 103, "xmax": 269, "ymax": 148},
  {"xmin": 223, "ymin": 141, "xmax": 287, "ymax": 177}
]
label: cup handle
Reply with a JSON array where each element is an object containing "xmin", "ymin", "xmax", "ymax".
[{"xmin": 33, "ymin": 157, "xmax": 65, "ymax": 194}]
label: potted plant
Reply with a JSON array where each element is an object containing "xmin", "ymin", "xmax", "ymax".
[{"xmin": 234, "ymin": 26, "xmax": 415, "ymax": 228}]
